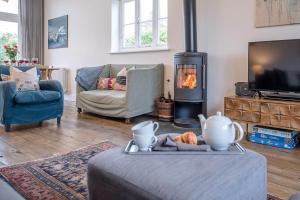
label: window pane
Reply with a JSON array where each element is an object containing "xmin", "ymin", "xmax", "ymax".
[
  {"xmin": 158, "ymin": 19, "xmax": 167, "ymax": 45},
  {"xmin": 0, "ymin": 0, "xmax": 18, "ymax": 14},
  {"xmin": 123, "ymin": 1, "xmax": 135, "ymax": 25},
  {"xmin": 159, "ymin": 0, "xmax": 168, "ymax": 19},
  {"xmin": 140, "ymin": 22, "xmax": 153, "ymax": 47},
  {"xmin": 123, "ymin": 24, "xmax": 135, "ymax": 48},
  {"xmin": 140, "ymin": 0, "xmax": 153, "ymax": 22},
  {"xmin": 0, "ymin": 21, "xmax": 18, "ymax": 62}
]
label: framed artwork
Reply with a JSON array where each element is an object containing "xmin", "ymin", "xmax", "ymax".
[
  {"xmin": 48, "ymin": 15, "xmax": 68, "ymax": 49},
  {"xmin": 256, "ymin": 0, "xmax": 300, "ymax": 27}
]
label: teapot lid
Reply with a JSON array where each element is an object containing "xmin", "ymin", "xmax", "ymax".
[{"xmin": 206, "ymin": 111, "xmax": 232, "ymax": 125}]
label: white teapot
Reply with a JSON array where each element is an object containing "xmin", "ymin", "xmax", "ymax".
[{"xmin": 198, "ymin": 112, "xmax": 244, "ymax": 151}]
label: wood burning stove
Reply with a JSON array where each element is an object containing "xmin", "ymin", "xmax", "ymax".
[{"xmin": 174, "ymin": 0, "xmax": 208, "ymax": 128}]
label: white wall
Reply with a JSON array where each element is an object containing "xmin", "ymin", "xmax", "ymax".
[{"xmin": 44, "ymin": 0, "xmax": 300, "ymax": 115}]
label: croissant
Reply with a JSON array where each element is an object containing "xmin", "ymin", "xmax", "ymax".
[{"xmin": 175, "ymin": 132, "xmax": 197, "ymax": 145}]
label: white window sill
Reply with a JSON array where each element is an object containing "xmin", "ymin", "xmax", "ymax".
[{"xmin": 109, "ymin": 47, "xmax": 170, "ymax": 54}]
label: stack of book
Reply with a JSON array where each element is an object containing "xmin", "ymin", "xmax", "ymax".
[{"xmin": 249, "ymin": 126, "xmax": 299, "ymax": 150}]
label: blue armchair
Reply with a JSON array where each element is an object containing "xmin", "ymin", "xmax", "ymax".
[{"xmin": 0, "ymin": 80, "xmax": 64, "ymax": 131}]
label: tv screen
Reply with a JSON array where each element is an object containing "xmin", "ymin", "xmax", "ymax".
[{"xmin": 248, "ymin": 39, "xmax": 300, "ymax": 93}]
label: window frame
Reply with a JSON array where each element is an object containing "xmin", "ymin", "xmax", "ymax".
[
  {"xmin": 0, "ymin": 0, "xmax": 18, "ymax": 23},
  {"xmin": 119, "ymin": 0, "xmax": 168, "ymax": 51},
  {"xmin": 0, "ymin": 12, "xmax": 18, "ymax": 23}
]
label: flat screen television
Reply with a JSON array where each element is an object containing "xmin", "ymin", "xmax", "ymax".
[{"xmin": 248, "ymin": 39, "xmax": 300, "ymax": 93}]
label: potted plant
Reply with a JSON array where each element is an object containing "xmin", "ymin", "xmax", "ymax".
[
  {"xmin": 3, "ymin": 44, "xmax": 18, "ymax": 63},
  {"xmin": 156, "ymin": 79, "xmax": 174, "ymax": 121}
]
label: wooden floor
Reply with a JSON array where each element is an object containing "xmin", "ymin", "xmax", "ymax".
[{"xmin": 0, "ymin": 101, "xmax": 299, "ymax": 200}]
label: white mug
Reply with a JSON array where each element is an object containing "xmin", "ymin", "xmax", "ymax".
[
  {"xmin": 133, "ymin": 134, "xmax": 158, "ymax": 151},
  {"xmin": 131, "ymin": 121, "xmax": 159, "ymax": 136}
]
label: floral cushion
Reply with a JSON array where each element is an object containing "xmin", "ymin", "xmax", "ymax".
[
  {"xmin": 97, "ymin": 77, "xmax": 116, "ymax": 90},
  {"xmin": 10, "ymin": 67, "xmax": 40, "ymax": 91}
]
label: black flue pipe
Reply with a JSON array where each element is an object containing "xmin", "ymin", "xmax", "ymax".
[{"xmin": 183, "ymin": 0, "xmax": 197, "ymax": 52}]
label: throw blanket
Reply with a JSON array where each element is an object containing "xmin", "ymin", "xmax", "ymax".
[{"xmin": 75, "ymin": 66, "xmax": 104, "ymax": 90}]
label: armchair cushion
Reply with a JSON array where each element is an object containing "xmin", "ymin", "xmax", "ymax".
[
  {"xmin": 0, "ymin": 65, "xmax": 42, "ymax": 80},
  {"xmin": 80, "ymin": 90, "xmax": 126, "ymax": 105},
  {"xmin": 14, "ymin": 90, "xmax": 61, "ymax": 104},
  {"xmin": 10, "ymin": 67, "xmax": 40, "ymax": 91}
]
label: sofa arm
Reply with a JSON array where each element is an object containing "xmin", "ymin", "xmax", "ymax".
[
  {"xmin": 126, "ymin": 65, "xmax": 164, "ymax": 117},
  {"xmin": 0, "ymin": 81, "xmax": 16, "ymax": 123}
]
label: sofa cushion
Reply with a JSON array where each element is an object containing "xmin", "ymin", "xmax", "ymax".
[
  {"xmin": 80, "ymin": 90, "xmax": 126, "ymax": 105},
  {"xmin": 14, "ymin": 90, "xmax": 61, "ymax": 104},
  {"xmin": 97, "ymin": 77, "xmax": 116, "ymax": 90}
]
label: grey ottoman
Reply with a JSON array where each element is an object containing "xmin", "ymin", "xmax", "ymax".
[{"xmin": 88, "ymin": 147, "xmax": 267, "ymax": 200}]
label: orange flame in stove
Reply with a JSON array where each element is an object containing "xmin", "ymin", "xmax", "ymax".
[{"xmin": 182, "ymin": 74, "xmax": 197, "ymax": 89}]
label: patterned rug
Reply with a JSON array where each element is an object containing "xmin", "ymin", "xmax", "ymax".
[
  {"xmin": 0, "ymin": 140, "xmax": 282, "ymax": 200},
  {"xmin": 0, "ymin": 141, "xmax": 116, "ymax": 200}
]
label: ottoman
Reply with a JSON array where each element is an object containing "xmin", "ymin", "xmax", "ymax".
[{"xmin": 88, "ymin": 147, "xmax": 267, "ymax": 200}]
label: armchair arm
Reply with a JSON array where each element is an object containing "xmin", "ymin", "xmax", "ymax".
[
  {"xmin": 126, "ymin": 65, "xmax": 164, "ymax": 117},
  {"xmin": 39, "ymin": 80, "xmax": 64, "ymax": 97},
  {"xmin": 39, "ymin": 80, "xmax": 63, "ymax": 92},
  {"xmin": 0, "ymin": 81, "xmax": 16, "ymax": 123}
]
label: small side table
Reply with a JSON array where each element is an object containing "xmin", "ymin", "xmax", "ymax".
[{"xmin": 39, "ymin": 67, "xmax": 60, "ymax": 80}]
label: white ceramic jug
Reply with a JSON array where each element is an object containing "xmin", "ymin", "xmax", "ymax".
[{"xmin": 198, "ymin": 112, "xmax": 244, "ymax": 151}]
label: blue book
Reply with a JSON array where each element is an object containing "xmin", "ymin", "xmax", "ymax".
[
  {"xmin": 252, "ymin": 126, "xmax": 298, "ymax": 138},
  {"xmin": 251, "ymin": 132, "xmax": 296, "ymax": 143},
  {"xmin": 249, "ymin": 133, "xmax": 298, "ymax": 150}
]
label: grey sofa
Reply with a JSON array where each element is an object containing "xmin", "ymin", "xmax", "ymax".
[{"xmin": 76, "ymin": 64, "xmax": 164, "ymax": 122}]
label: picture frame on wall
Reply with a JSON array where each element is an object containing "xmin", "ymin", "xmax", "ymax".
[
  {"xmin": 48, "ymin": 15, "xmax": 68, "ymax": 49},
  {"xmin": 256, "ymin": 0, "xmax": 300, "ymax": 27}
]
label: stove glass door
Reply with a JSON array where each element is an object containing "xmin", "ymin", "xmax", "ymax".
[{"xmin": 176, "ymin": 64, "xmax": 197, "ymax": 89}]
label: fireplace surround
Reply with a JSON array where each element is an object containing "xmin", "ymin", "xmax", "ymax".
[{"xmin": 174, "ymin": 0, "xmax": 208, "ymax": 128}]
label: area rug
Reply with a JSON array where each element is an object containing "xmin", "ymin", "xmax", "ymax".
[
  {"xmin": 0, "ymin": 140, "xmax": 282, "ymax": 200},
  {"xmin": 0, "ymin": 141, "xmax": 116, "ymax": 200}
]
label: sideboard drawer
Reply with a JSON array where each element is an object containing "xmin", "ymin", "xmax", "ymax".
[
  {"xmin": 272, "ymin": 104, "xmax": 290, "ymax": 116},
  {"xmin": 289, "ymin": 105, "xmax": 300, "ymax": 117},
  {"xmin": 225, "ymin": 109, "xmax": 242, "ymax": 120},
  {"xmin": 260, "ymin": 114, "xmax": 271, "ymax": 125},
  {"xmin": 261, "ymin": 103, "xmax": 290, "ymax": 115},
  {"xmin": 225, "ymin": 98, "xmax": 242, "ymax": 110},
  {"xmin": 251, "ymin": 102, "xmax": 261, "ymax": 112},
  {"xmin": 270, "ymin": 115, "xmax": 290, "ymax": 128},
  {"xmin": 290, "ymin": 117, "xmax": 300, "ymax": 129},
  {"xmin": 261, "ymin": 103, "xmax": 271, "ymax": 114},
  {"xmin": 241, "ymin": 111, "xmax": 260, "ymax": 123}
]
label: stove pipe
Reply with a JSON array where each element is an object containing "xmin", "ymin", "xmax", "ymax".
[{"xmin": 184, "ymin": 0, "xmax": 198, "ymax": 52}]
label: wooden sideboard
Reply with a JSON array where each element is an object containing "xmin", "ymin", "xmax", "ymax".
[{"xmin": 224, "ymin": 96, "xmax": 300, "ymax": 133}]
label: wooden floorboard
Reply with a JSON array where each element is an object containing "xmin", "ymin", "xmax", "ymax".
[{"xmin": 0, "ymin": 100, "xmax": 299, "ymax": 200}]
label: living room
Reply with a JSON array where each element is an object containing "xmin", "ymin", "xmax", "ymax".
[{"xmin": 0, "ymin": 0, "xmax": 300, "ymax": 199}]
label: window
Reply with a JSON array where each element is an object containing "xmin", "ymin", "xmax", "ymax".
[
  {"xmin": 119, "ymin": 0, "xmax": 168, "ymax": 51},
  {"xmin": 0, "ymin": 0, "xmax": 18, "ymax": 62}
]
